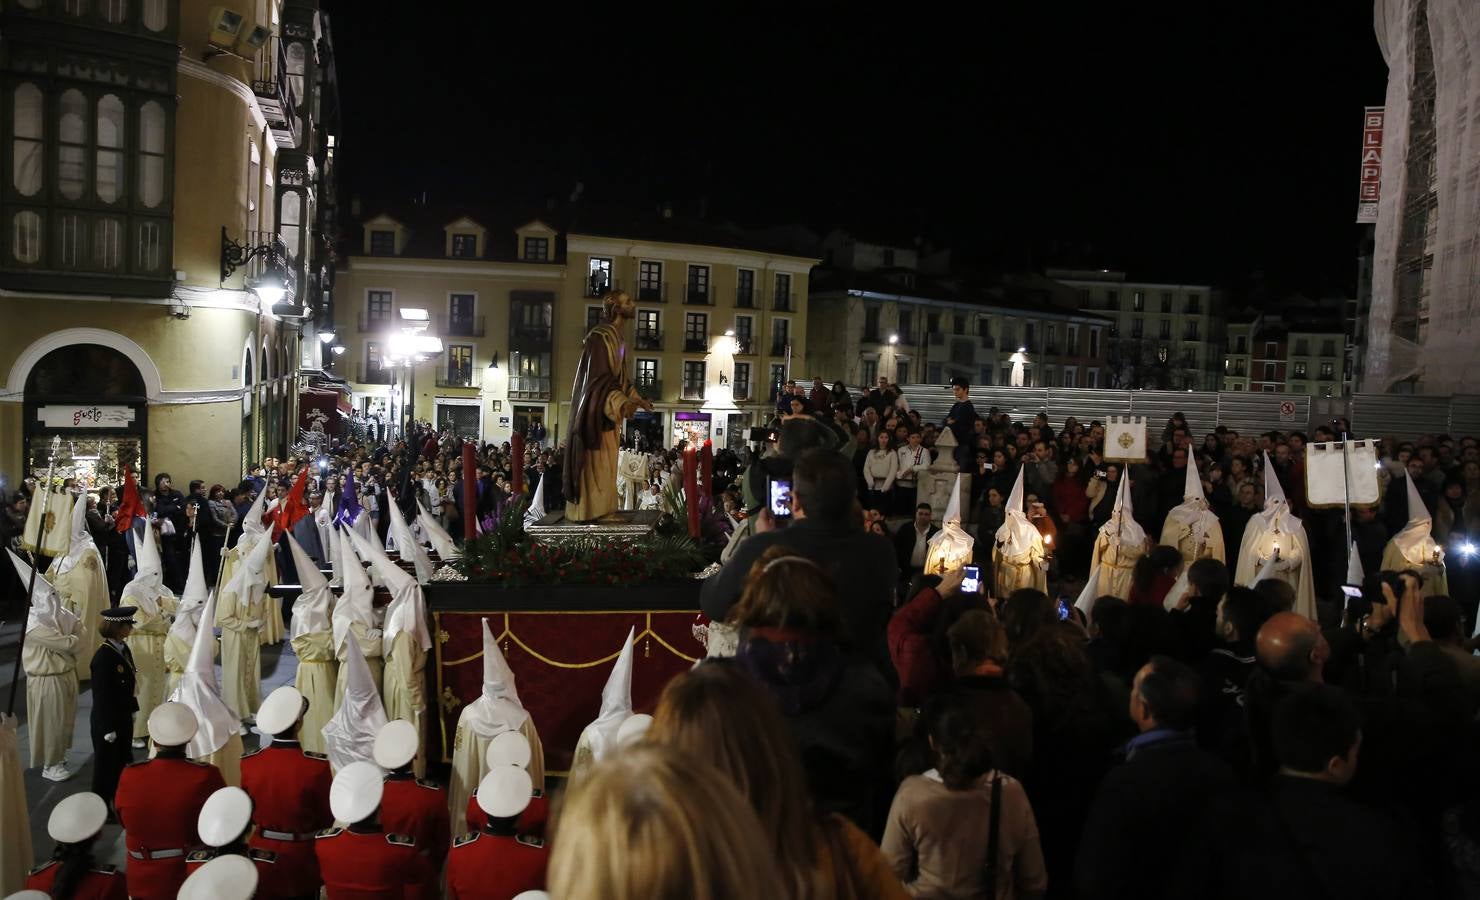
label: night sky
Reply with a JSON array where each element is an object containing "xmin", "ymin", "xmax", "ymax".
[{"xmin": 326, "ymin": 2, "xmax": 1388, "ymax": 299}]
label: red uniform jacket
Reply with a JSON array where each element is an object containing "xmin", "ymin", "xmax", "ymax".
[
  {"xmin": 445, "ymin": 831, "xmax": 548, "ymax": 900},
  {"xmin": 115, "ymin": 754, "xmax": 226, "ymax": 900},
  {"xmin": 241, "ymin": 741, "xmax": 335, "ymax": 897},
  {"xmin": 315, "ymin": 827, "xmax": 425, "ymax": 900},
  {"xmin": 26, "ymin": 861, "xmax": 128, "ymax": 900},
  {"xmin": 464, "ymin": 789, "xmax": 549, "ymax": 838},
  {"xmin": 380, "ymin": 775, "xmax": 450, "ymax": 899}
]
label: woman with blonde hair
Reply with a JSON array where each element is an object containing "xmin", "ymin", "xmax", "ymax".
[
  {"xmin": 548, "ymin": 744, "xmax": 784, "ymax": 900},
  {"xmin": 651, "ymin": 662, "xmax": 908, "ymax": 900}
]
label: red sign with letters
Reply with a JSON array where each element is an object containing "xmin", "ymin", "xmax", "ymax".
[{"xmin": 1357, "ymin": 107, "xmax": 1384, "ymax": 223}]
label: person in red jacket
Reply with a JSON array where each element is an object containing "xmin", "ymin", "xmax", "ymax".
[
  {"xmin": 241, "ymin": 685, "xmax": 334, "ymax": 899},
  {"xmin": 887, "ymin": 566, "xmax": 969, "ymax": 707},
  {"xmin": 26, "ymin": 792, "xmax": 128, "ymax": 900},
  {"xmin": 182, "ymin": 787, "xmax": 277, "ymax": 887},
  {"xmin": 315, "ymin": 761, "xmax": 426, "ymax": 899},
  {"xmin": 463, "ymin": 731, "xmax": 549, "ymax": 838},
  {"xmin": 446, "ymin": 766, "xmax": 549, "ymax": 900},
  {"xmin": 373, "ymin": 719, "xmax": 448, "ymax": 899},
  {"xmin": 177, "ymin": 854, "xmax": 259, "ymax": 900},
  {"xmin": 115, "ymin": 702, "xmax": 226, "ymax": 900}
]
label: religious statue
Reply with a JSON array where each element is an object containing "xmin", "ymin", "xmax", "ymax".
[{"xmin": 562, "ymin": 291, "xmax": 654, "ymax": 522}]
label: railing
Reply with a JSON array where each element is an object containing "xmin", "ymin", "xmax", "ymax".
[
  {"xmin": 252, "ymin": 37, "xmax": 298, "ymax": 141},
  {"xmin": 734, "ymin": 337, "xmax": 755, "ymax": 355},
  {"xmin": 512, "ymin": 324, "xmax": 552, "ymax": 346},
  {"xmin": 435, "ymin": 369, "xmax": 480, "ymax": 389},
  {"xmin": 772, "ymin": 291, "xmax": 795, "ymax": 312},
  {"xmin": 358, "ymin": 363, "xmax": 394, "ymax": 385},
  {"xmin": 636, "ymin": 379, "xmax": 663, "ymax": 401},
  {"xmin": 508, "ymin": 376, "xmax": 551, "ymax": 399},
  {"xmin": 635, "ymin": 330, "xmax": 664, "ymax": 351},
  {"xmin": 732, "ymin": 384, "xmax": 752, "ymax": 402},
  {"xmin": 683, "ymin": 283, "xmax": 712, "ymax": 305},
  {"xmin": 638, "ymin": 281, "xmax": 668, "ymax": 303},
  {"xmin": 770, "ymin": 340, "xmax": 789, "ymax": 356},
  {"xmin": 358, "ymin": 311, "xmax": 394, "ymax": 333},
  {"xmin": 684, "ymin": 336, "xmax": 709, "ymax": 353},
  {"xmin": 445, "ymin": 314, "xmax": 485, "ymax": 338},
  {"xmin": 863, "ymin": 330, "xmax": 881, "ymax": 344},
  {"xmin": 681, "ymin": 381, "xmax": 706, "ymax": 401},
  {"xmin": 586, "ymin": 276, "xmax": 621, "ymax": 298},
  {"xmin": 735, "ymin": 289, "xmax": 756, "ymax": 309}
]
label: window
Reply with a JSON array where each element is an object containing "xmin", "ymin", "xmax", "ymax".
[
  {"xmin": 882, "ymin": 248, "xmax": 895, "ymax": 266},
  {"xmin": 928, "ymin": 312, "xmax": 941, "ymax": 333},
  {"xmin": 1319, "ymin": 361, "xmax": 1335, "ymax": 379},
  {"xmin": 1132, "ymin": 291, "xmax": 1145, "ymax": 311},
  {"xmin": 637, "ymin": 358, "xmax": 658, "ymax": 386},
  {"xmin": 1066, "ymin": 325, "xmax": 1078, "ymax": 354},
  {"xmin": 1185, "ymin": 321, "xmax": 1199, "ymax": 340},
  {"xmin": 369, "ymin": 230, "xmax": 394, "ymax": 255},
  {"xmin": 446, "ymin": 345, "xmax": 472, "ymax": 384},
  {"xmin": 1132, "ymin": 318, "xmax": 1144, "ymax": 338},
  {"xmin": 979, "ymin": 366, "xmax": 993, "ymax": 386},
  {"xmin": 682, "ymin": 361, "xmax": 706, "ymax": 399},
  {"xmin": 451, "ymin": 234, "xmax": 477, "ymax": 258},
  {"xmin": 142, "ymin": 0, "xmax": 167, "ymax": 30},
  {"xmin": 278, "ymin": 190, "xmax": 301, "ymax": 261},
  {"xmin": 1106, "ymin": 289, "xmax": 1119, "ymax": 308},
  {"xmin": 1263, "ymin": 362, "xmax": 1275, "ymax": 381},
  {"xmin": 896, "ymin": 360, "xmax": 909, "ymax": 384},
  {"xmin": 1187, "ymin": 293, "xmax": 1202, "ymax": 314},
  {"xmin": 1001, "ymin": 364, "xmax": 1014, "ymax": 385},
  {"xmin": 367, "ymin": 341, "xmax": 383, "ymax": 371},
  {"xmin": 773, "ymin": 273, "xmax": 792, "ymax": 311},
  {"xmin": 586, "ymin": 306, "xmax": 602, "ymax": 331},
  {"xmin": 12, "ymin": 211, "xmax": 42, "ymax": 264},
  {"xmin": 733, "ymin": 362, "xmax": 751, "ymax": 400},
  {"xmin": 1046, "ymin": 324, "xmax": 1057, "ymax": 351},
  {"xmin": 1235, "ymin": 336, "xmax": 1248, "ymax": 353},
  {"xmin": 736, "ymin": 269, "xmax": 755, "ymax": 307},
  {"xmin": 1023, "ymin": 323, "xmax": 1035, "ymax": 350},
  {"xmin": 449, "ymin": 293, "xmax": 476, "ymax": 334},
  {"xmin": 953, "ymin": 314, "xmax": 966, "ymax": 334},
  {"xmin": 100, "ymin": 0, "xmax": 125, "ymax": 23},
  {"xmin": 975, "ymin": 316, "xmax": 988, "ymax": 342},
  {"xmin": 587, "ymin": 256, "xmax": 613, "ymax": 296},
  {"xmin": 769, "ymin": 363, "xmax": 786, "ymax": 396},
  {"xmin": 636, "ymin": 310, "xmax": 661, "ymax": 349},
  {"xmin": 639, "ymin": 261, "xmax": 663, "ymax": 301},
  {"xmin": 245, "ymin": 140, "xmax": 260, "ymax": 234},
  {"xmin": 771, "ymin": 318, "xmax": 789, "ymax": 355},
  {"xmin": 734, "ymin": 315, "xmax": 753, "ymax": 351},
  {"xmin": 860, "ymin": 359, "xmax": 877, "ymax": 386},
  {"xmin": 1086, "ymin": 368, "xmax": 1099, "ymax": 388},
  {"xmin": 1264, "ymin": 342, "xmax": 1277, "ymax": 358},
  {"xmin": 523, "ymin": 236, "xmax": 549, "ymax": 261},
  {"xmin": 1000, "ymin": 323, "xmax": 1014, "ymax": 349},
  {"xmin": 1160, "ymin": 292, "xmax": 1173, "ymax": 313},
  {"xmin": 1262, "ymin": 384, "xmax": 1276, "ymax": 393},
  {"xmin": 1294, "ymin": 339, "xmax": 1310, "ymax": 356},
  {"xmin": 367, "ymin": 290, "xmax": 392, "ymax": 323},
  {"xmin": 1158, "ymin": 320, "xmax": 1171, "ymax": 340},
  {"xmin": 864, "ymin": 306, "xmax": 881, "ymax": 341},
  {"xmin": 686, "ymin": 264, "xmax": 710, "ymax": 304},
  {"xmin": 684, "ymin": 312, "xmax": 708, "ymax": 351},
  {"xmin": 12, "ymin": 84, "xmax": 44, "ymax": 196},
  {"xmin": 1321, "ymin": 340, "xmax": 1337, "ymax": 357},
  {"xmin": 1063, "ymin": 367, "xmax": 1077, "ymax": 388},
  {"xmin": 58, "ymin": 89, "xmax": 86, "ymax": 200},
  {"xmin": 1089, "ymin": 328, "xmax": 1100, "ymax": 357},
  {"xmin": 95, "ymin": 94, "xmax": 125, "ymax": 204}
]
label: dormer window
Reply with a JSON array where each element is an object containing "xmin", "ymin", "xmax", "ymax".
[
  {"xmin": 523, "ymin": 236, "xmax": 549, "ymax": 261},
  {"xmin": 369, "ymin": 230, "xmax": 395, "ymax": 255},
  {"xmin": 450, "ymin": 234, "xmax": 477, "ymax": 258}
]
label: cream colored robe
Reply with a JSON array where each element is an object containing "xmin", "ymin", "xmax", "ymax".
[
  {"xmin": 0, "ymin": 716, "xmax": 33, "ymax": 896},
  {"xmin": 127, "ymin": 594, "xmax": 176, "ymax": 740},
  {"xmin": 291, "ymin": 629, "xmax": 337, "ymax": 755},
  {"xmin": 992, "ymin": 545, "xmax": 1048, "ymax": 599},
  {"xmin": 163, "ymin": 628, "xmax": 195, "ymax": 697},
  {"xmin": 1381, "ymin": 543, "xmax": 1450, "ymax": 597},
  {"xmin": 219, "ymin": 545, "xmax": 281, "ymax": 645},
  {"xmin": 217, "ymin": 584, "xmax": 265, "ymax": 721},
  {"xmin": 47, "ymin": 550, "xmax": 106, "ymax": 681},
  {"xmin": 335, "ymin": 623, "xmax": 384, "ymax": 709},
  {"xmin": 447, "ymin": 716, "xmax": 545, "ymax": 837},
  {"xmin": 23, "ymin": 627, "xmax": 77, "ymax": 767},
  {"xmin": 382, "ymin": 631, "xmax": 427, "ymax": 777},
  {"xmin": 1088, "ymin": 534, "xmax": 1146, "ymax": 601}
]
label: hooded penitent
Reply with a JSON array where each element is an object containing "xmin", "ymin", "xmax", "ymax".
[
  {"xmin": 321, "ymin": 629, "xmax": 388, "ymax": 771},
  {"xmin": 285, "ymin": 532, "xmax": 337, "ymax": 755},
  {"xmin": 925, "ymin": 474, "xmax": 975, "ymax": 575},
  {"xmin": 416, "ymin": 499, "xmax": 461, "ymax": 561},
  {"xmin": 1076, "ymin": 474, "xmax": 1148, "ymax": 614},
  {"xmin": 575, "ymin": 627, "xmax": 635, "ymax": 766},
  {"xmin": 171, "ymin": 590, "xmax": 242, "ymax": 761},
  {"xmin": 11, "ymin": 549, "xmax": 81, "ymax": 774},
  {"xmin": 50, "ymin": 491, "xmax": 97, "ymax": 578},
  {"xmin": 1381, "ymin": 473, "xmax": 1447, "ymax": 596},
  {"xmin": 45, "ymin": 491, "xmax": 105, "ymax": 676},
  {"xmin": 120, "ymin": 518, "xmax": 170, "ymax": 618},
  {"xmin": 524, "ymin": 476, "xmax": 547, "ymax": 528},
  {"xmin": 385, "ymin": 494, "xmax": 435, "ymax": 584},
  {"xmin": 1160, "ymin": 456, "xmax": 1225, "ymax": 565},
  {"xmin": 332, "ymin": 527, "xmax": 377, "ymax": 656},
  {"xmin": 315, "ymin": 486, "xmax": 337, "ymax": 569},
  {"xmin": 286, "ymin": 533, "xmax": 332, "ymax": 641},
  {"xmin": 992, "ymin": 466, "xmax": 1046, "ymax": 597},
  {"xmin": 10, "ymin": 550, "xmax": 77, "ymax": 639},
  {"xmin": 1234, "ymin": 452, "xmax": 1317, "ymax": 620}
]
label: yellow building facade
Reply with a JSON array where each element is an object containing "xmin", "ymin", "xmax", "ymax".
[{"xmin": 0, "ymin": 0, "xmax": 338, "ymax": 488}]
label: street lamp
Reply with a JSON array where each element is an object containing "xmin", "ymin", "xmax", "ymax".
[{"xmin": 220, "ymin": 226, "xmax": 298, "ymax": 315}]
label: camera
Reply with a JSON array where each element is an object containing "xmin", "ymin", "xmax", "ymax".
[
  {"xmin": 767, "ymin": 478, "xmax": 793, "ymax": 522},
  {"xmin": 961, "ymin": 565, "xmax": 981, "ymax": 594},
  {"xmin": 1095, "ymin": 470, "xmax": 1107, "ymax": 479}
]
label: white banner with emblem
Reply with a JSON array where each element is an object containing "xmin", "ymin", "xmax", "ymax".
[
  {"xmin": 1104, "ymin": 415, "xmax": 1148, "ymax": 462},
  {"xmin": 36, "ymin": 405, "xmax": 137, "ymax": 429}
]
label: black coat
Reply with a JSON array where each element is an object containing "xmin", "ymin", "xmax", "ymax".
[
  {"xmin": 90, "ymin": 640, "xmax": 138, "ymax": 735},
  {"xmin": 892, "ymin": 522, "xmax": 940, "ymax": 574}
]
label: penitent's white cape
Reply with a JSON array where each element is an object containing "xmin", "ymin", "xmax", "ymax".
[
  {"xmin": 1159, "ymin": 459, "xmax": 1225, "ymax": 609},
  {"xmin": 416, "ymin": 499, "xmax": 461, "ymax": 561},
  {"xmin": 992, "ymin": 467, "xmax": 1046, "ymax": 598},
  {"xmin": 1234, "ymin": 452, "xmax": 1316, "ymax": 620},
  {"xmin": 1381, "ymin": 474, "xmax": 1449, "ymax": 596},
  {"xmin": 925, "ymin": 474, "xmax": 975, "ymax": 575},
  {"xmin": 171, "ymin": 589, "xmax": 244, "ymax": 782},
  {"xmin": 1076, "ymin": 475, "xmax": 1148, "ymax": 615},
  {"xmin": 321, "ymin": 626, "xmax": 388, "ymax": 772},
  {"xmin": 571, "ymin": 627, "xmax": 635, "ymax": 777},
  {"xmin": 385, "ymin": 493, "xmax": 435, "ymax": 584}
]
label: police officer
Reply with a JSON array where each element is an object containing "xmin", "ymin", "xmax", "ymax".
[
  {"xmin": 89, "ymin": 605, "xmax": 138, "ymax": 815},
  {"xmin": 446, "ymin": 766, "xmax": 548, "ymax": 899},
  {"xmin": 240, "ymin": 685, "xmax": 333, "ymax": 899},
  {"xmin": 462, "ymin": 732, "xmax": 548, "ymax": 838},
  {"xmin": 114, "ymin": 702, "xmax": 227, "ymax": 899},
  {"xmin": 25, "ymin": 791, "xmax": 128, "ymax": 899},
  {"xmin": 315, "ymin": 761, "xmax": 426, "ymax": 896},
  {"xmin": 374, "ymin": 719, "xmax": 449, "ymax": 899},
  {"xmin": 183, "ymin": 787, "xmax": 277, "ymax": 885},
  {"xmin": 177, "ymin": 854, "xmax": 259, "ymax": 900}
]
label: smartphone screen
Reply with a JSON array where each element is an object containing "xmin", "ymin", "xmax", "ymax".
[
  {"xmin": 768, "ymin": 479, "xmax": 793, "ymax": 520},
  {"xmin": 1056, "ymin": 598, "xmax": 1071, "ymax": 621},
  {"xmin": 961, "ymin": 565, "xmax": 981, "ymax": 594}
]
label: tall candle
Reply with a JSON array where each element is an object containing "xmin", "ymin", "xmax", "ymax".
[{"xmin": 683, "ymin": 446, "xmax": 700, "ymax": 539}]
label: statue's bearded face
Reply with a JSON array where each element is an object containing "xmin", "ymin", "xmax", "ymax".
[{"xmin": 605, "ymin": 291, "xmax": 636, "ymax": 321}]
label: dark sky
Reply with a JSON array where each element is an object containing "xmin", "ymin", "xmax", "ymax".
[{"xmin": 325, "ymin": 2, "xmax": 1388, "ymax": 298}]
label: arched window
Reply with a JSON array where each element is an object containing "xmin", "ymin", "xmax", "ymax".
[
  {"xmin": 57, "ymin": 90, "xmax": 87, "ymax": 200},
  {"xmin": 286, "ymin": 42, "xmax": 307, "ymax": 107},
  {"xmin": 141, "ymin": 0, "xmax": 166, "ymax": 30},
  {"xmin": 12, "ymin": 211, "xmax": 42, "ymax": 264},
  {"xmin": 12, "ymin": 83, "xmax": 43, "ymax": 196},
  {"xmin": 138, "ymin": 101, "xmax": 166, "ymax": 208},
  {"xmin": 100, "ymin": 0, "xmax": 126, "ymax": 24},
  {"xmin": 25, "ymin": 343, "xmax": 146, "ymax": 399},
  {"xmin": 95, "ymin": 94, "xmax": 125, "ymax": 204},
  {"xmin": 278, "ymin": 190, "xmax": 302, "ymax": 262}
]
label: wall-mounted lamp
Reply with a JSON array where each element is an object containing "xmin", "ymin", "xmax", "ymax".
[
  {"xmin": 221, "ymin": 225, "xmax": 296, "ymax": 313},
  {"xmin": 487, "ymin": 352, "xmax": 499, "ymax": 370}
]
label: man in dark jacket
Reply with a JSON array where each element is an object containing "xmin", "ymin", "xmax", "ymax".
[
  {"xmin": 152, "ymin": 473, "xmax": 189, "ymax": 592},
  {"xmin": 1075, "ymin": 655, "xmax": 1233, "ymax": 900},
  {"xmin": 892, "ymin": 503, "xmax": 939, "ymax": 583},
  {"xmin": 702, "ymin": 448, "xmax": 898, "ymax": 675}
]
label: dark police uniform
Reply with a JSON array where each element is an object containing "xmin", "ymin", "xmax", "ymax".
[{"xmin": 89, "ymin": 636, "xmax": 137, "ymax": 810}]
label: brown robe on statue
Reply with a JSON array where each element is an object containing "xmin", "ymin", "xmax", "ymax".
[{"xmin": 563, "ymin": 320, "xmax": 642, "ymax": 522}]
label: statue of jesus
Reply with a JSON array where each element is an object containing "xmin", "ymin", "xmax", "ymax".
[{"xmin": 562, "ymin": 290, "xmax": 654, "ymax": 521}]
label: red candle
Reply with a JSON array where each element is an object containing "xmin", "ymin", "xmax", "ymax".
[
  {"xmin": 683, "ymin": 446, "xmax": 700, "ymax": 538},
  {"xmin": 461, "ymin": 441, "xmax": 477, "ymax": 541},
  {"xmin": 699, "ymin": 439, "xmax": 713, "ymax": 496},
  {"xmin": 511, "ymin": 432, "xmax": 525, "ymax": 495}
]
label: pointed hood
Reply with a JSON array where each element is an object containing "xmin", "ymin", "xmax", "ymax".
[
  {"xmin": 386, "ymin": 493, "xmax": 434, "ymax": 583},
  {"xmin": 11, "ymin": 549, "xmax": 77, "ymax": 636},
  {"xmin": 332, "ymin": 528, "xmax": 376, "ymax": 655},
  {"xmin": 51, "ymin": 491, "xmax": 97, "ymax": 576},
  {"xmin": 172, "ymin": 590, "xmax": 241, "ymax": 757},
  {"xmin": 379, "ymin": 553, "xmax": 431, "ymax": 655},
  {"xmin": 994, "ymin": 466, "xmax": 1041, "ymax": 558},
  {"xmin": 321, "ymin": 629, "xmax": 388, "ymax": 772},
  {"xmin": 1390, "ymin": 474, "xmax": 1439, "ymax": 562},
  {"xmin": 1164, "ymin": 457, "xmax": 1220, "ymax": 554},
  {"xmin": 583, "ymin": 627, "xmax": 635, "ymax": 763},
  {"xmin": 287, "ymin": 533, "xmax": 332, "ymax": 640},
  {"xmin": 1404, "ymin": 473, "xmax": 1431, "ymax": 526},
  {"xmin": 315, "ymin": 486, "xmax": 337, "ymax": 527},
  {"xmin": 120, "ymin": 520, "xmax": 169, "ymax": 617},
  {"xmin": 1262, "ymin": 451, "xmax": 1287, "ymax": 508},
  {"xmin": 1101, "ymin": 473, "xmax": 1147, "ymax": 547},
  {"xmin": 460, "ymin": 617, "xmax": 530, "ymax": 738},
  {"xmin": 1183, "ymin": 457, "xmax": 1207, "ymax": 505},
  {"xmin": 345, "ymin": 523, "xmax": 394, "ymax": 588},
  {"xmin": 523, "ymin": 477, "xmax": 546, "ymax": 529},
  {"xmin": 239, "ymin": 487, "xmax": 269, "ymax": 541},
  {"xmin": 171, "ymin": 538, "xmax": 211, "ymax": 647},
  {"xmin": 416, "ymin": 500, "xmax": 461, "ymax": 560},
  {"xmin": 1346, "ymin": 541, "xmax": 1365, "ymax": 586},
  {"xmin": 335, "ymin": 471, "xmax": 364, "ymax": 529},
  {"xmin": 222, "ymin": 527, "xmax": 273, "ymax": 603},
  {"xmin": 942, "ymin": 472, "xmax": 965, "ymax": 526}
]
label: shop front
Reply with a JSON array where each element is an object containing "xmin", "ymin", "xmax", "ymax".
[
  {"xmin": 672, "ymin": 411, "xmax": 712, "ymax": 449},
  {"xmin": 22, "ymin": 344, "xmax": 148, "ymax": 488}
]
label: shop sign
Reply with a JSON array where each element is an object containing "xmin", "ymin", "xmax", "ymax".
[{"xmin": 37, "ymin": 405, "xmax": 137, "ymax": 429}]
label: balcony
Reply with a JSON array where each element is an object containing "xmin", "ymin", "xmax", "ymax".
[
  {"xmin": 684, "ymin": 336, "xmax": 709, "ymax": 353},
  {"xmin": 252, "ymin": 37, "xmax": 299, "ymax": 148},
  {"xmin": 681, "ymin": 381, "xmax": 706, "ymax": 401},
  {"xmin": 358, "ymin": 363, "xmax": 394, "ymax": 385},
  {"xmin": 772, "ymin": 292, "xmax": 795, "ymax": 312},
  {"xmin": 638, "ymin": 281, "xmax": 668, "ymax": 303},
  {"xmin": 585, "ymin": 276, "xmax": 621, "ymax": 298},
  {"xmin": 732, "ymin": 384, "xmax": 752, "ymax": 402},
  {"xmin": 511, "ymin": 324, "xmax": 552, "ymax": 348},
  {"xmin": 683, "ymin": 284, "xmax": 712, "ymax": 306},
  {"xmin": 735, "ymin": 289, "xmax": 757, "ymax": 309},
  {"xmin": 435, "ymin": 368, "xmax": 481, "ymax": 389},
  {"xmin": 979, "ymin": 334, "xmax": 994, "ymax": 348},
  {"xmin": 441, "ymin": 314, "xmax": 486, "ymax": 338},
  {"xmin": 508, "ymin": 376, "xmax": 551, "ymax": 400},
  {"xmin": 733, "ymin": 337, "xmax": 755, "ymax": 355},
  {"xmin": 636, "ymin": 379, "xmax": 663, "ymax": 402},
  {"xmin": 358, "ymin": 312, "xmax": 394, "ymax": 333},
  {"xmin": 635, "ymin": 330, "xmax": 664, "ymax": 351}
]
